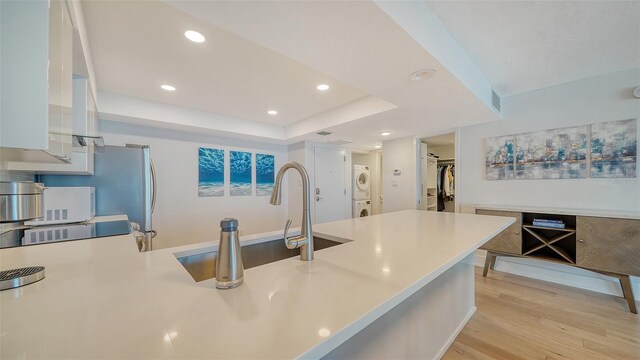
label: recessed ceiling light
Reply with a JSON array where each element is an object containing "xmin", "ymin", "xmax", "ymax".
[
  {"xmin": 267, "ymin": 110, "xmax": 278, "ymax": 115},
  {"xmin": 318, "ymin": 328, "xmax": 331, "ymax": 338},
  {"xmin": 380, "ymin": 132, "xmax": 391, "ymax": 136},
  {"xmin": 161, "ymin": 84, "xmax": 176, "ymax": 91},
  {"xmin": 409, "ymin": 69, "xmax": 436, "ymax": 81},
  {"xmin": 184, "ymin": 30, "xmax": 205, "ymax": 43},
  {"xmin": 316, "ymin": 84, "xmax": 330, "ymax": 91},
  {"xmin": 374, "ymin": 145, "xmax": 382, "ymax": 149}
]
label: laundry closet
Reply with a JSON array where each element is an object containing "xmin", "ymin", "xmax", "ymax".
[
  {"xmin": 351, "ymin": 151, "xmax": 382, "ymax": 217},
  {"xmin": 419, "ymin": 134, "xmax": 456, "ymax": 213}
]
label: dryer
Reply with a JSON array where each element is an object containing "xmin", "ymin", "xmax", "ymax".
[
  {"xmin": 353, "ymin": 200, "xmax": 371, "ymax": 218},
  {"xmin": 353, "ymin": 165, "xmax": 370, "ymax": 200}
]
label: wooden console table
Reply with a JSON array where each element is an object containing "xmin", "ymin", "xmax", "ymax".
[{"xmin": 476, "ymin": 206, "xmax": 640, "ymax": 314}]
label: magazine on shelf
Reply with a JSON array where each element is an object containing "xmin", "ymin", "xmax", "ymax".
[
  {"xmin": 532, "ymin": 221, "xmax": 566, "ymax": 229},
  {"xmin": 532, "ymin": 218, "xmax": 564, "ymax": 224}
]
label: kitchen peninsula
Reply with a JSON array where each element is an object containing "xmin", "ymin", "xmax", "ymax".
[{"xmin": 0, "ymin": 210, "xmax": 514, "ymax": 359}]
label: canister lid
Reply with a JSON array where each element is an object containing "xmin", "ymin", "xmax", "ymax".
[
  {"xmin": 0, "ymin": 182, "xmax": 45, "ymax": 195},
  {"xmin": 220, "ymin": 218, "xmax": 238, "ymax": 231}
]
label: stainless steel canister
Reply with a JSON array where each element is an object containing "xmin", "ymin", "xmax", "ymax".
[
  {"xmin": 0, "ymin": 182, "xmax": 45, "ymax": 223},
  {"xmin": 215, "ymin": 218, "xmax": 244, "ymax": 289}
]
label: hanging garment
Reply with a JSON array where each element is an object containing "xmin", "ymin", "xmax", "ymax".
[
  {"xmin": 443, "ymin": 165, "xmax": 451, "ymax": 197},
  {"xmin": 437, "ymin": 166, "xmax": 443, "ymax": 196},
  {"xmin": 449, "ymin": 166, "xmax": 455, "ymax": 197},
  {"xmin": 437, "ymin": 166, "xmax": 447, "ymax": 211}
]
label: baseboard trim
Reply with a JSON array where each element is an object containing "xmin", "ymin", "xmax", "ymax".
[
  {"xmin": 473, "ymin": 250, "xmax": 639, "ymax": 298},
  {"xmin": 434, "ymin": 305, "xmax": 476, "ymax": 360}
]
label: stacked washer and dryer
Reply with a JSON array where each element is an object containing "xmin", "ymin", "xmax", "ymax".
[{"xmin": 352, "ymin": 165, "xmax": 372, "ymax": 217}]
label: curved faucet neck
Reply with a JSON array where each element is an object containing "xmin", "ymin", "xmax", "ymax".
[
  {"xmin": 274, "ymin": 162, "xmax": 310, "ymax": 210},
  {"xmin": 271, "ymin": 161, "xmax": 314, "ymax": 261}
]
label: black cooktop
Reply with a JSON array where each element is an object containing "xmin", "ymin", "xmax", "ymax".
[{"xmin": 0, "ymin": 220, "xmax": 131, "ymax": 249}]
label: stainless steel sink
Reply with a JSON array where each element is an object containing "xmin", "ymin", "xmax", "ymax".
[{"xmin": 177, "ymin": 237, "xmax": 342, "ymax": 282}]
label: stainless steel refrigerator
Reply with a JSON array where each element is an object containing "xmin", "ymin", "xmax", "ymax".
[{"xmin": 38, "ymin": 144, "xmax": 157, "ymax": 251}]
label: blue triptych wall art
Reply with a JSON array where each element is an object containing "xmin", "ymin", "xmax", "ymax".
[
  {"xmin": 256, "ymin": 154, "xmax": 275, "ymax": 196},
  {"xmin": 198, "ymin": 148, "xmax": 276, "ymax": 197},
  {"xmin": 230, "ymin": 151, "xmax": 252, "ymax": 196},
  {"xmin": 198, "ymin": 147, "xmax": 224, "ymax": 197}
]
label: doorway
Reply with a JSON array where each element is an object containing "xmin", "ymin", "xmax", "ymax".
[
  {"xmin": 351, "ymin": 150, "xmax": 382, "ymax": 217},
  {"xmin": 314, "ymin": 146, "xmax": 348, "ymax": 223},
  {"xmin": 419, "ymin": 133, "xmax": 456, "ymax": 213}
]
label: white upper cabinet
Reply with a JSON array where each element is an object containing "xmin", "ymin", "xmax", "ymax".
[
  {"xmin": 8, "ymin": 76, "xmax": 97, "ymax": 174},
  {"xmin": 0, "ymin": 0, "xmax": 74, "ymax": 163}
]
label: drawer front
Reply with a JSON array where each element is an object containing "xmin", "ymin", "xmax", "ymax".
[
  {"xmin": 476, "ymin": 209, "xmax": 522, "ymax": 255},
  {"xmin": 576, "ymin": 216, "xmax": 640, "ymax": 276}
]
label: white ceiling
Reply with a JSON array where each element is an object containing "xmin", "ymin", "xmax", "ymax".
[
  {"xmin": 82, "ymin": 1, "xmax": 369, "ymax": 126},
  {"xmin": 85, "ymin": 1, "xmax": 637, "ymax": 151},
  {"xmin": 163, "ymin": 0, "xmax": 498, "ymax": 149},
  {"xmin": 424, "ymin": 1, "xmax": 640, "ymax": 97}
]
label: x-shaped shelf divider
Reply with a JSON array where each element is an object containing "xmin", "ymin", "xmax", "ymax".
[{"xmin": 522, "ymin": 226, "xmax": 577, "ymax": 264}]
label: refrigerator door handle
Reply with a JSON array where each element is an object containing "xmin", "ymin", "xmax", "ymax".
[{"xmin": 150, "ymin": 159, "xmax": 157, "ymax": 214}]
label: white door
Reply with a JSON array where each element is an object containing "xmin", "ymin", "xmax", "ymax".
[{"xmin": 314, "ymin": 147, "xmax": 347, "ymax": 224}]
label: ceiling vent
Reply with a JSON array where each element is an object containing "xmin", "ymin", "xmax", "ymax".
[
  {"xmin": 491, "ymin": 89, "xmax": 502, "ymax": 116},
  {"xmin": 328, "ymin": 139, "xmax": 352, "ymax": 145},
  {"xmin": 316, "ymin": 131, "xmax": 332, "ymax": 136}
]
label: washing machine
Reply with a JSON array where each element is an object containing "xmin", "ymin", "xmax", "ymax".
[
  {"xmin": 353, "ymin": 165, "xmax": 370, "ymax": 200},
  {"xmin": 353, "ymin": 200, "xmax": 372, "ymax": 218}
]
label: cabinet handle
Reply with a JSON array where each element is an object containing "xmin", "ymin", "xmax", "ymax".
[
  {"xmin": 514, "ymin": 231, "xmax": 520, "ymax": 235},
  {"xmin": 578, "ymin": 239, "xmax": 585, "ymax": 243},
  {"xmin": 54, "ymin": 154, "xmax": 71, "ymax": 162}
]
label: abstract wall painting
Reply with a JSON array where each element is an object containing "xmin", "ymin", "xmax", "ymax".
[
  {"xmin": 256, "ymin": 154, "xmax": 275, "ymax": 196},
  {"xmin": 198, "ymin": 147, "xmax": 224, "ymax": 197},
  {"xmin": 591, "ymin": 119, "xmax": 637, "ymax": 178},
  {"xmin": 515, "ymin": 126, "xmax": 588, "ymax": 179},
  {"xmin": 485, "ymin": 135, "xmax": 515, "ymax": 180},
  {"xmin": 230, "ymin": 151, "xmax": 252, "ymax": 196}
]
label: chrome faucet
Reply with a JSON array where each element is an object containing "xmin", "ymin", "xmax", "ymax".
[{"xmin": 269, "ymin": 161, "xmax": 314, "ymax": 261}]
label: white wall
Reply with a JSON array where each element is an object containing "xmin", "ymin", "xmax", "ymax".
[
  {"xmin": 98, "ymin": 120, "xmax": 289, "ymax": 249},
  {"xmin": 458, "ymin": 68, "xmax": 640, "ymax": 298},
  {"xmin": 458, "ymin": 68, "xmax": 640, "ymax": 213},
  {"xmin": 352, "ymin": 151, "xmax": 382, "ymax": 215},
  {"xmin": 381, "ymin": 136, "xmax": 419, "ymax": 212},
  {"xmin": 373, "ymin": 151, "xmax": 382, "ymax": 215}
]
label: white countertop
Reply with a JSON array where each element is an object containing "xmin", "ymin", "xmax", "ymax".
[
  {"xmin": 475, "ymin": 204, "xmax": 640, "ymax": 220},
  {"xmin": 1, "ymin": 210, "xmax": 514, "ymax": 359}
]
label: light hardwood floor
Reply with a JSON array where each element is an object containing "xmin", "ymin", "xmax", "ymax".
[{"xmin": 443, "ymin": 268, "xmax": 640, "ymax": 360}]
